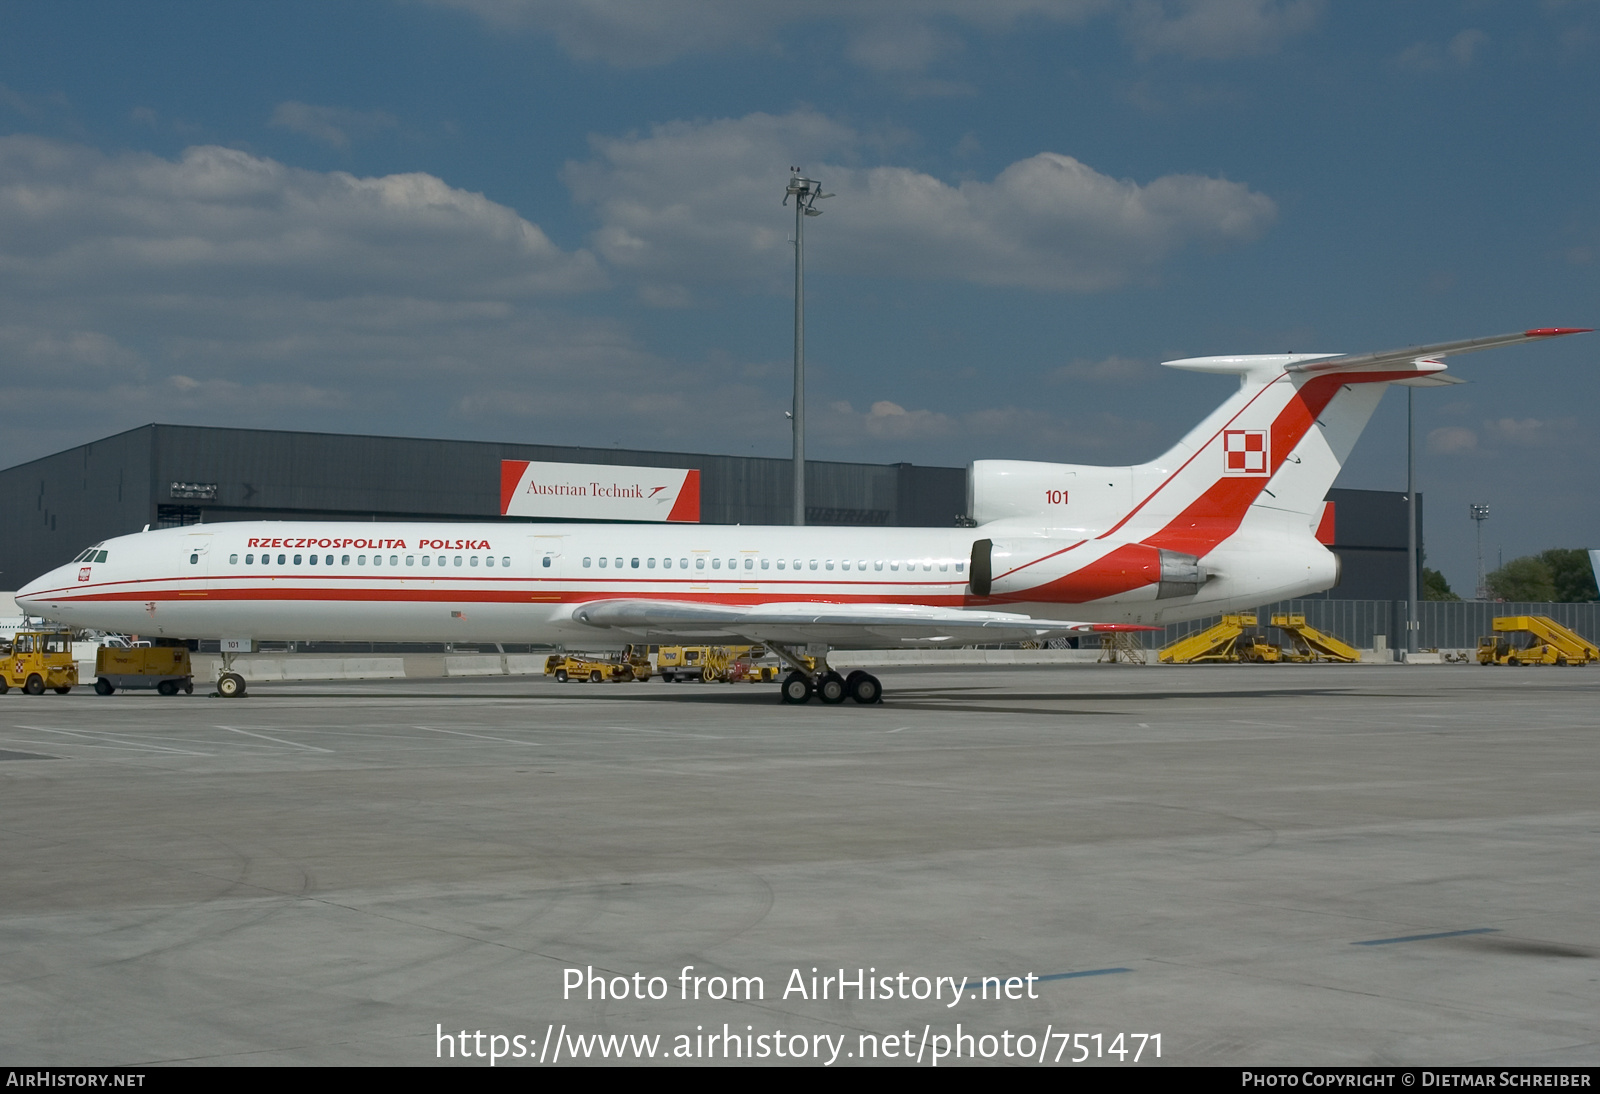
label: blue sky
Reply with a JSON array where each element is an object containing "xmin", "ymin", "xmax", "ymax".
[{"xmin": 1, "ymin": 0, "xmax": 1595, "ymax": 591}]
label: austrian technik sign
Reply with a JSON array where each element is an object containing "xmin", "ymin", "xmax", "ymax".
[{"xmin": 499, "ymin": 461, "xmax": 701, "ymax": 523}]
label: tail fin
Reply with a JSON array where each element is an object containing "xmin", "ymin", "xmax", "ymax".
[
  {"xmin": 967, "ymin": 329, "xmax": 1586, "ymax": 553},
  {"xmin": 1116, "ymin": 328, "xmax": 1588, "ymax": 555}
]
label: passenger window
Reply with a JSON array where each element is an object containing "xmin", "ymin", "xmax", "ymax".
[
  {"xmin": 614, "ymin": 558, "xmax": 622, "ymax": 569},
  {"xmin": 647, "ymin": 558, "xmax": 656, "ymax": 568},
  {"xmin": 809, "ymin": 560, "xmax": 818, "ymax": 570},
  {"xmin": 245, "ymin": 554, "xmax": 254, "ymax": 564},
  {"xmin": 631, "ymin": 558, "xmax": 639, "ymax": 569},
  {"xmin": 342, "ymin": 554, "xmax": 351, "ymax": 565},
  {"xmin": 358, "ymin": 555, "xmax": 366, "ymax": 566},
  {"xmin": 679, "ymin": 558, "xmax": 688, "ymax": 568},
  {"xmin": 470, "ymin": 556, "xmax": 479, "ymax": 567},
  {"xmin": 890, "ymin": 561, "xmax": 899, "ymax": 570},
  {"xmin": 841, "ymin": 560, "xmax": 850, "ymax": 571},
  {"xmin": 761, "ymin": 558, "xmax": 769, "ymax": 570},
  {"xmin": 940, "ymin": 561, "xmax": 948, "ymax": 572},
  {"xmin": 485, "ymin": 556, "xmax": 494, "ymax": 567},
  {"xmin": 744, "ymin": 558, "xmax": 753, "ymax": 570},
  {"xmin": 278, "ymin": 554, "xmax": 286, "ymax": 565},
  {"xmin": 455, "ymin": 556, "xmax": 463, "ymax": 567},
  {"xmin": 308, "ymin": 554, "xmax": 317, "ymax": 566},
  {"xmin": 727, "ymin": 558, "xmax": 736, "ymax": 570},
  {"xmin": 422, "ymin": 555, "xmax": 432, "ymax": 567},
  {"xmin": 599, "ymin": 557, "xmax": 608, "ymax": 568},
  {"xmin": 662, "ymin": 558, "xmax": 671, "ymax": 569},
  {"xmin": 504, "ymin": 557, "xmax": 511, "ymax": 567},
  {"xmin": 956, "ymin": 561, "xmax": 964, "ymax": 573},
  {"xmin": 230, "ymin": 554, "xmax": 238, "ymax": 564},
  {"xmin": 391, "ymin": 555, "xmax": 399, "ymax": 566},
  {"xmin": 874, "ymin": 560, "xmax": 883, "ymax": 571},
  {"xmin": 923, "ymin": 561, "xmax": 932, "ymax": 571},
  {"xmin": 582, "ymin": 557, "xmax": 590, "ymax": 567},
  {"xmin": 543, "ymin": 557, "xmax": 552, "ymax": 568},
  {"xmin": 777, "ymin": 559, "xmax": 785, "ymax": 569},
  {"xmin": 189, "ymin": 553, "xmax": 198, "ymax": 564},
  {"xmin": 696, "ymin": 558, "xmax": 705, "ymax": 570},
  {"xmin": 406, "ymin": 556, "xmax": 414, "ymax": 566},
  {"xmin": 712, "ymin": 558, "xmax": 721, "ymax": 569}
]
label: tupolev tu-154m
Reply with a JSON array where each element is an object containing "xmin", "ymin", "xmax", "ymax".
[{"xmin": 17, "ymin": 327, "xmax": 1588, "ymax": 706}]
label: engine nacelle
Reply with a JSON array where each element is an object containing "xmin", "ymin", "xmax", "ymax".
[
  {"xmin": 969, "ymin": 460, "xmax": 1134, "ymax": 532},
  {"xmin": 971, "ymin": 538, "xmax": 1203, "ymax": 603}
]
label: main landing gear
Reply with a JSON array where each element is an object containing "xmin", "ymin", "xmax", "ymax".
[{"xmin": 771, "ymin": 644, "xmax": 882, "ymax": 706}]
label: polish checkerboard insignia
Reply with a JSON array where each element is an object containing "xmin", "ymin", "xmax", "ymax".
[{"xmin": 1223, "ymin": 429, "xmax": 1269, "ymax": 475}]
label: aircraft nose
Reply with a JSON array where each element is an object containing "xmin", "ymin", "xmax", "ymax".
[{"xmin": 16, "ymin": 568, "xmax": 67, "ymax": 613}]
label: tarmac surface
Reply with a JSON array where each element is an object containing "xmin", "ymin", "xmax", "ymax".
[{"xmin": 1, "ymin": 663, "xmax": 1596, "ymax": 1067}]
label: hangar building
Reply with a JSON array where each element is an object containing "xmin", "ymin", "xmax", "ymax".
[{"xmin": 1, "ymin": 423, "xmax": 1418, "ymax": 600}]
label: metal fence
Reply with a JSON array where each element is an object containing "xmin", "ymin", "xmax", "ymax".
[{"xmin": 1154, "ymin": 599, "xmax": 1600, "ymax": 652}]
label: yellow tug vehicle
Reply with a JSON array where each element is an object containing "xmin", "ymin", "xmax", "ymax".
[
  {"xmin": 545, "ymin": 649, "xmax": 652, "ymax": 683},
  {"xmin": 0, "ymin": 630, "xmax": 78, "ymax": 695}
]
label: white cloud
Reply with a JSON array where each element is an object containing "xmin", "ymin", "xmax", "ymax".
[
  {"xmin": 1053, "ymin": 355, "xmax": 1149, "ymax": 383},
  {"xmin": 564, "ymin": 109, "xmax": 1276, "ymax": 295},
  {"xmin": 1427, "ymin": 426, "xmax": 1478, "ymax": 455},
  {"xmin": 438, "ymin": 1, "xmax": 1320, "ymax": 68},
  {"xmin": 269, "ymin": 101, "xmax": 399, "ymax": 149},
  {"xmin": 432, "ymin": 1, "xmax": 1109, "ymax": 67},
  {"xmin": 1395, "ymin": 28, "xmax": 1490, "ymax": 72},
  {"xmin": 0, "ymin": 136, "xmax": 604, "ymax": 301},
  {"xmin": 1122, "ymin": 0, "xmax": 1323, "ymax": 61}
]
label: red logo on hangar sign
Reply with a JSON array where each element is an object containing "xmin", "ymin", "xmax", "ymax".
[{"xmin": 1223, "ymin": 430, "xmax": 1269, "ymax": 475}]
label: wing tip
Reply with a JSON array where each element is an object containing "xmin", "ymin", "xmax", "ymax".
[{"xmin": 1524, "ymin": 327, "xmax": 1593, "ymax": 337}]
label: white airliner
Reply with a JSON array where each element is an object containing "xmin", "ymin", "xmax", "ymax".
[{"xmin": 16, "ymin": 327, "xmax": 1588, "ymax": 705}]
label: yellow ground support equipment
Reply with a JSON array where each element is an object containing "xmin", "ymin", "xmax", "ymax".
[
  {"xmin": 1158, "ymin": 614, "xmax": 1278, "ymax": 664},
  {"xmin": 1477, "ymin": 616, "xmax": 1598, "ymax": 666},
  {"xmin": 1272, "ymin": 614, "xmax": 1361, "ymax": 663},
  {"xmin": 544, "ymin": 653, "xmax": 648, "ymax": 683},
  {"xmin": 94, "ymin": 641, "xmax": 194, "ymax": 695},
  {"xmin": 656, "ymin": 644, "xmax": 790, "ymax": 682},
  {"xmin": 0, "ymin": 630, "xmax": 79, "ymax": 694}
]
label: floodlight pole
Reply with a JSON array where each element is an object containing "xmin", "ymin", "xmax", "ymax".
[
  {"xmin": 1471, "ymin": 503, "xmax": 1490, "ymax": 599},
  {"xmin": 784, "ymin": 170, "xmax": 829, "ymax": 526},
  {"xmin": 1407, "ymin": 388, "xmax": 1418, "ymax": 655}
]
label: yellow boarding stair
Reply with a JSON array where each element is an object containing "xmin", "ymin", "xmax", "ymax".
[
  {"xmin": 1478, "ymin": 616, "xmax": 1598, "ymax": 666},
  {"xmin": 1271, "ymin": 614, "xmax": 1360, "ymax": 663},
  {"xmin": 1158, "ymin": 614, "xmax": 1278, "ymax": 664}
]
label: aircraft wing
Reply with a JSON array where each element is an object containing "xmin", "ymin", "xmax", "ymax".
[
  {"xmin": 1285, "ymin": 327, "xmax": 1590, "ymax": 381},
  {"xmin": 570, "ymin": 599, "xmax": 1152, "ymax": 647}
]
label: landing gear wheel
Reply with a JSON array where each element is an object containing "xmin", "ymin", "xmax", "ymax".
[
  {"xmin": 817, "ymin": 671, "xmax": 847, "ymax": 705},
  {"xmin": 95, "ymin": 678, "xmax": 115, "ymax": 696},
  {"xmin": 157, "ymin": 680, "xmax": 178, "ymax": 696},
  {"xmin": 847, "ymin": 672, "xmax": 882, "ymax": 705},
  {"xmin": 24, "ymin": 675, "xmax": 45, "ymax": 696},
  {"xmin": 780, "ymin": 671, "xmax": 813, "ymax": 704},
  {"xmin": 217, "ymin": 672, "xmax": 247, "ymax": 698},
  {"xmin": 554, "ymin": 669, "xmax": 569, "ymax": 682}
]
